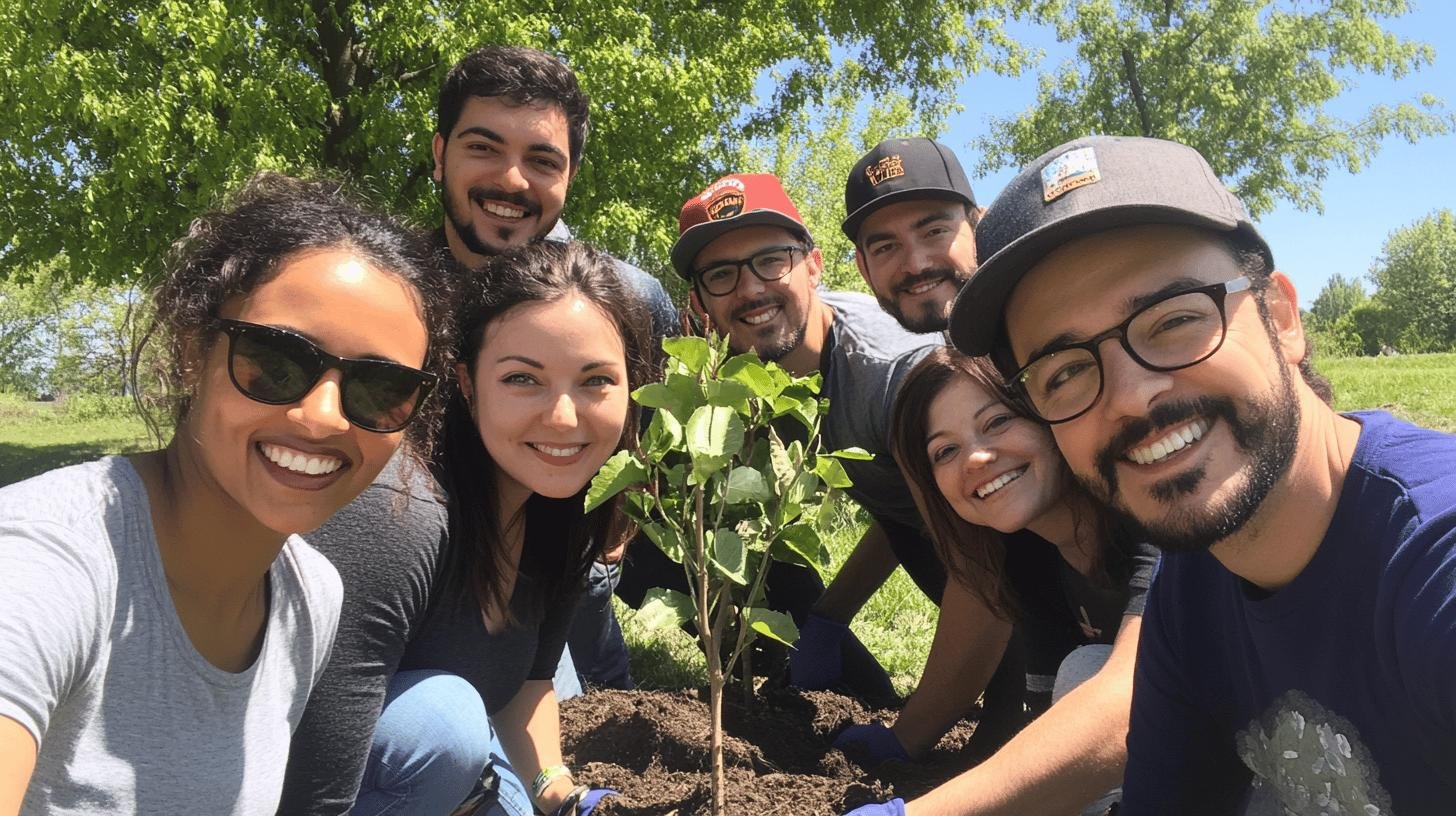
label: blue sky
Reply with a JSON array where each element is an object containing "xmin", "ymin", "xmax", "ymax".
[{"xmin": 939, "ymin": 4, "xmax": 1456, "ymax": 307}]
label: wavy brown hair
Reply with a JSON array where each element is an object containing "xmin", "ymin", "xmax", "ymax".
[
  {"xmin": 891, "ymin": 347, "xmax": 1121, "ymax": 620},
  {"xmin": 437, "ymin": 240, "xmax": 657, "ymax": 619}
]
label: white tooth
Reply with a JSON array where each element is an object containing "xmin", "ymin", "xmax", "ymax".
[
  {"xmin": 279, "ymin": 449, "xmax": 295, "ymax": 469},
  {"xmin": 305, "ymin": 457, "xmax": 323, "ymax": 475},
  {"xmin": 1180, "ymin": 427, "xmax": 1194, "ymax": 444},
  {"xmin": 1192, "ymin": 422, "xmax": 1205, "ymax": 441},
  {"xmin": 1169, "ymin": 433, "xmax": 1187, "ymax": 451}
]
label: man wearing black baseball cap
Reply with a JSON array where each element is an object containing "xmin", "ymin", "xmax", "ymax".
[
  {"xmin": 922, "ymin": 135, "xmax": 1456, "ymax": 814},
  {"xmin": 671, "ymin": 172, "xmax": 1034, "ymax": 767},
  {"xmin": 842, "ymin": 138, "xmax": 981, "ymax": 334}
]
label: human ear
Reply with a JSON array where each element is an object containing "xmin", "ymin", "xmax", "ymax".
[
  {"xmin": 1265, "ymin": 271, "xmax": 1306, "ymax": 366},
  {"xmin": 454, "ymin": 362, "xmax": 477, "ymax": 420},
  {"xmin": 806, "ymin": 247, "xmax": 824, "ymax": 288},
  {"xmin": 432, "ymin": 133, "xmax": 446, "ymax": 183}
]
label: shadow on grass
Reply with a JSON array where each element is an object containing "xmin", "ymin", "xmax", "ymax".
[{"xmin": 0, "ymin": 440, "xmax": 149, "ymax": 488}]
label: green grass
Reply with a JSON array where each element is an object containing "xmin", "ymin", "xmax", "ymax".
[
  {"xmin": 0, "ymin": 393, "xmax": 152, "ymax": 487},
  {"xmin": 4, "ymin": 351, "xmax": 1456, "ymax": 695},
  {"xmin": 1313, "ymin": 352, "xmax": 1456, "ymax": 432}
]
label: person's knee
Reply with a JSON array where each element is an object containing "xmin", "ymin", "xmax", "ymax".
[
  {"xmin": 1051, "ymin": 644, "xmax": 1114, "ymax": 705},
  {"xmin": 377, "ymin": 671, "xmax": 492, "ymax": 788}
]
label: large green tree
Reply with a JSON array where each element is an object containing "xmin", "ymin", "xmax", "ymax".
[
  {"xmin": 976, "ymin": 0, "xmax": 1452, "ymax": 217},
  {"xmin": 0, "ymin": 0, "xmax": 1032, "ymax": 285},
  {"xmin": 1367, "ymin": 208, "xmax": 1456, "ymax": 351}
]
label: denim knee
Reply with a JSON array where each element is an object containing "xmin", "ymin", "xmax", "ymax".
[{"xmin": 352, "ymin": 670, "xmax": 491, "ymax": 816}]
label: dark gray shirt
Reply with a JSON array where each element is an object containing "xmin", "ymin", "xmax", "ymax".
[{"xmin": 819, "ymin": 290, "xmax": 942, "ymax": 530}]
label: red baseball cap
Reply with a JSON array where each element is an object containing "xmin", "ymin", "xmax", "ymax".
[{"xmin": 670, "ymin": 173, "xmax": 809, "ymax": 279}]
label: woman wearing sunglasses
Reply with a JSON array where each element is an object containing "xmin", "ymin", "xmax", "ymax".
[
  {"xmin": 0, "ymin": 174, "xmax": 450, "ymax": 815},
  {"xmin": 843, "ymin": 347, "xmax": 1157, "ymax": 816}
]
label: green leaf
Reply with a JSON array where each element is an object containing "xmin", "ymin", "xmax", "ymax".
[
  {"xmin": 724, "ymin": 466, "xmax": 772, "ymax": 504},
  {"xmin": 767, "ymin": 431, "xmax": 796, "ymax": 491},
  {"xmin": 721, "ymin": 354, "xmax": 787, "ymax": 400},
  {"xmin": 828, "ymin": 446, "xmax": 874, "ymax": 461},
  {"xmin": 813, "ymin": 456, "xmax": 854, "ymax": 489},
  {"xmin": 641, "ymin": 521, "xmax": 685, "ymax": 563},
  {"xmin": 663, "ymin": 336, "xmax": 711, "ymax": 374},
  {"xmin": 585, "ymin": 450, "xmax": 648, "ymax": 513},
  {"xmin": 745, "ymin": 606, "xmax": 799, "ymax": 646},
  {"xmin": 703, "ymin": 378, "xmax": 753, "ymax": 411},
  {"xmin": 643, "ymin": 406, "xmax": 684, "ymax": 457},
  {"xmin": 633, "ymin": 373, "xmax": 702, "ymax": 423},
  {"xmin": 709, "ymin": 529, "xmax": 748, "ymax": 585},
  {"xmin": 637, "ymin": 587, "xmax": 696, "ymax": 630},
  {"xmin": 685, "ymin": 404, "xmax": 743, "ymax": 479},
  {"xmin": 774, "ymin": 523, "xmax": 829, "ymax": 579}
]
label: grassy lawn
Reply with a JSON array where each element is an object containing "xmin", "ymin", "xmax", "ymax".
[{"xmin": 3, "ymin": 351, "xmax": 1455, "ymax": 694}]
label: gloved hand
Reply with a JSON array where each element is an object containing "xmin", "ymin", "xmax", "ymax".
[
  {"xmin": 576, "ymin": 787, "xmax": 619, "ymax": 816},
  {"xmin": 842, "ymin": 798, "xmax": 907, "ymax": 816},
  {"xmin": 834, "ymin": 722, "xmax": 911, "ymax": 768},
  {"xmin": 788, "ymin": 613, "xmax": 849, "ymax": 689}
]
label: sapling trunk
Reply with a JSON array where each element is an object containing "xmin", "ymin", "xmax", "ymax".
[{"xmin": 692, "ymin": 485, "xmax": 727, "ymax": 816}]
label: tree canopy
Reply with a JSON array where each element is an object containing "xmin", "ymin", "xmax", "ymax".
[
  {"xmin": 0, "ymin": 0, "xmax": 1032, "ymax": 285},
  {"xmin": 975, "ymin": 0, "xmax": 1453, "ymax": 218}
]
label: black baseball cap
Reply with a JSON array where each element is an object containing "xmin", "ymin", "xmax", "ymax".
[
  {"xmin": 842, "ymin": 138, "xmax": 976, "ymax": 240},
  {"xmin": 948, "ymin": 135, "xmax": 1273, "ymax": 356}
]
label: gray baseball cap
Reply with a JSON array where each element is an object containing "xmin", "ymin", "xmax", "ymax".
[{"xmin": 948, "ymin": 135, "xmax": 1272, "ymax": 356}]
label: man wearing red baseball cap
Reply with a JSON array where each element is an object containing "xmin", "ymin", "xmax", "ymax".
[{"xmin": 671, "ymin": 172, "xmax": 1028, "ymax": 767}]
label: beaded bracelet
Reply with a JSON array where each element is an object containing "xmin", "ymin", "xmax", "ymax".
[{"xmin": 531, "ymin": 764, "xmax": 572, "ymax": 802}]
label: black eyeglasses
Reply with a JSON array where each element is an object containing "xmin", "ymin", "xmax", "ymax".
[
  {"xmin": 213, "ymin": 319, "xmax": 437, "ymax": 433},
  {"xmin": 692, "ymin": 244, "xmax": 804, "ymax": 296},
  {"xmin": 1012, "ymin": 276, "xmax": 1254, "ymax": 424}
]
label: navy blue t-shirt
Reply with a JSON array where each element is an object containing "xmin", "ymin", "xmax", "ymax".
[{"xmin": 1122, "ymin": 411, "xmax": 1456, "ymax": 815}]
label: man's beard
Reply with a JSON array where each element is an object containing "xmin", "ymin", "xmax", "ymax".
[
  {"xmin": 1079, "ymin": 365, "xmax": 1301, "ymax": 554},
  {"xmin": 877, "ymin": 267, "xmax": 969, "ymax": 334},
  {"xmin": 724, "ymin": 296, "xmax": 808, "ymax": 363},
  {"xmin": 440, "ymin": 176, "xmax": 554, "ymax": 257}
]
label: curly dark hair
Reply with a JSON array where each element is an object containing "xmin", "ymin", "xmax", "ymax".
[
  {"xmin": 436, "ymin": 45, "xmax": 590, "ymax": 169},
  {"xmin": 132, "ymin": 172, "xmax": 455, "ymax": 457},
  {"xmin": 437, "ymin": 239, "xmax": 657, "ymax": 618}
]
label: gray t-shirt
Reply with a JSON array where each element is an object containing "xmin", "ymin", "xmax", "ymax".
[
  {"xmin": 0, "ymin": 457, "xmax": 342, "ymax": 815},
  {"xmin": 819, "ymin": 290, "xmax": 942, "ymax": 530}
]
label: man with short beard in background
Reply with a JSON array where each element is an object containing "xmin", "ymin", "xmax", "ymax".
[
  {"xmin": 945, "ymin": 135, "xmax": 1456, "ymax": 815},
  {"xmin": 843, "ymin": 138, "xmax": 982, "ymax": 335}
]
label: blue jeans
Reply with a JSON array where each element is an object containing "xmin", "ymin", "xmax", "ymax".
[
  {"xmin": 353, "ymin": 653, "xmax": 584, "ymax": 816},
  {"xmin": 565, "ymin": 561, "xmax": 634, "ymax": 690}
]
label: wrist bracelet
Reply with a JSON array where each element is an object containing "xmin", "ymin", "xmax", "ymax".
[
  {"xmin": 550, "ymin": 784, "xmax": 591, "ymax": 816},
  {"xmin": 531, "ymin": 764, "xmax": 572, "ymax": 801}
]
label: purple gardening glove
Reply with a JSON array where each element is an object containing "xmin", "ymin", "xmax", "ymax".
[
  {"xmin": 842, "ymin": 798, "xmax": 907, "ymax": 816},
  {"xmin": 577, "ymin": 788, "xmax": 619, "ymax": 816},
  {"xmin": 834, "ymin": 722, "xmax": 911, "ymax": 768},
  {"xmin": 789, "ymin": 612, "xmax": 849, "ymax": 689}
]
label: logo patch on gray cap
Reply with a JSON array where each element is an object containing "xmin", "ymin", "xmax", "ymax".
[{"xmin": 1041, "ymin": 147, "xmax": 1101, "ymax": 202}]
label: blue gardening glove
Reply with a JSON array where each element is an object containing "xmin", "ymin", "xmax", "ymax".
[
  {"xmin": 834, "ymin": 722, "xmax": 911, "ymax": 767},
  {"xmin": 842, "ymin": 798, "xmax": 907, "ymax": 816},
  {"xmin": 789, "ymin": 613, "xmax": 849, "ymax": 689},
  {"xmin": 577, "ymin": 787, "xmax": 619, "ymax": 816}
]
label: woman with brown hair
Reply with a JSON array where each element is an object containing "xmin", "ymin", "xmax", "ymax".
[{"xmin": 843, "ymin": 346, "xmax": 1157, "ymax": 816}]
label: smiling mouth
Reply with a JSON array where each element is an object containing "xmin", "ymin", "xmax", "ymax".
[
  {"xmin": 976, "ymin": 465, "xmax": 1027, "ymax": 499},
  {"xmin": 481, "ymin": 200, "xmax": 529, "ymax": 220},
  {"xmin": 901, "ymin": 277, "xmax": 947, "ymax": 297},
  {"xmin": 1126, "ymin": 419, "xmax": 1209, "ymax": 465},
  {"xmin": 739, "ymin": 306, "xmax": 780, "ymax": 326},
  {"xmin": 529, "ymin": 442, "xmax": 586, "ymax": 458},
  {"xmin": 259, "ymin": 442, "xmax": 345, "ymax": 476}
]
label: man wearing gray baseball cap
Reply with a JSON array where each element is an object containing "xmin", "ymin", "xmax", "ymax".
[{"xmin": 940, "ymin": 135, "xmax": 1456, "ymax": 814}]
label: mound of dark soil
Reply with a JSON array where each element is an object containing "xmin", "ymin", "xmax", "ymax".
[{"xmin": 560, "ymin": 688, "xmax": 985, "ymax": 815}]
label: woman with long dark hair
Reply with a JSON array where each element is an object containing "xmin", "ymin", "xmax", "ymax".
[
  {"xmin": 344, "ymin": 240, "xmax": 653, "ymax": 816},
  {"xmin": 844, "ymin": 347, "xmax": 1157, "ymax": 816},
  {"xmin": 0, "ymin": 174, "xmax": 450, "ymax": 815}
]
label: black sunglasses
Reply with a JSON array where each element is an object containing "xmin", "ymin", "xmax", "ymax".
[{"xmin": 213, "ymin": 318, "xmax": 437, "ymax": 433}]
